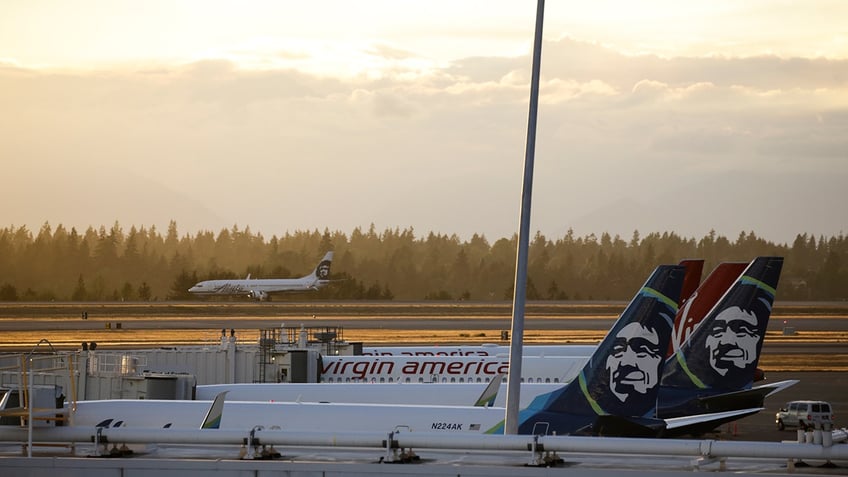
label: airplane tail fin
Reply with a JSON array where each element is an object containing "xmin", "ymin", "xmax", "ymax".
[
  {"xmin": 526, "ymin": 264, "xmax": 684, "ymax": 423},
  {"xmin": 661, "ymin": 256, "xmax": 783, "ymax": 392},
  {"xmin": 200, "ymin": 391, "xmax": 228, "ymax": 429},
  {"xmin": 667, "ymin": 261, "xmax": 748, "ymax": 357},
  {"xmin": 304, "ymin": 251, "xmax": 334, "ymax": 285},
  {"xmin": 677, "ymin": 259, "xmax": 704, "ymax": 308}
]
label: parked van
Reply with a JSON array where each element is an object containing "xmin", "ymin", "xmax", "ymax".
[{"xmin": 776, "ymin": 400, "xmax": 833, "ymax": 430}]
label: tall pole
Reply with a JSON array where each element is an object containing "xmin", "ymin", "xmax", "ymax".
[{"xmin": 504, "ymin": 0, "xmax": 545, "ymax": 435}]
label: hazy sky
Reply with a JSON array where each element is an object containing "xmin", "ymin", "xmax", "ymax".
[{"xmin": 2, "ymin": 1, "xmax": 846, "ymax": 245}]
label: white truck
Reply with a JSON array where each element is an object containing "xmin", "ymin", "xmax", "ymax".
[{"xmin": 776, "ymin": 400, "xmax": 834, "ymax": 430}]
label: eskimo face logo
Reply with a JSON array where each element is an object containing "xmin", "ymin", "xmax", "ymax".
[
  {"xmin": 316, "ymin": 261, "xmax": 331, "ymax": 280},
  {"xmin": 705, "ymin": 306, "xmax": 759, "ymax": 376},
  {"xmin": 606, "ymin": 322, "xmax": 662, "ymax": 403}
]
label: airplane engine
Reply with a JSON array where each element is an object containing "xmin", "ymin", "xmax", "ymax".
[{"xmin": 249, "ymin": 290, "xmax": 269, "ymax": 301}]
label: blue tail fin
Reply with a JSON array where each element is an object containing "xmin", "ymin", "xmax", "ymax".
[
  {"xmin": 661, "ymin": 256, "xmax": 783, "ymax": 393},
  {"xmin": 510, "ymin": 264, "xmax": 684, "ymax": 434}
]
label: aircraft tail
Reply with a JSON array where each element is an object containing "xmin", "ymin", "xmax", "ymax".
[
  {"xmin": 677, "ymin": 259, "xmax": 704, "ymax": 308},
  {"xmin": 304, "ymin": 251, "xmax": 334, "ymax": 285},
  {"xmin": 667, "ymin": 261, "xmax": 748, "ymax": 357},
  {"xmin": 517, "ymin": 264, "xmax": 685, "ymax": 433},
  {"xmin": 661, "ymin": 256, "xmax": 783, "ymax": 393}
]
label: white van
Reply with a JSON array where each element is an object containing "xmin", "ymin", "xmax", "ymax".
[{"xmin": 776, "ymin": 401, "xmax": 833, "ymax": 430}]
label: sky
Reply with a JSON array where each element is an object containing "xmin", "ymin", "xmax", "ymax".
[{"xmin": 1, "ymin": 0, "xmax": 847, "ymax": 245}]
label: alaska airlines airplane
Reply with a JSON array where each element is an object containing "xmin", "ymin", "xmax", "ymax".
[
  {"xmin": 657, "ymin": 256, "xmax": 796, "ymax": 435},
  {"xmin": 72, "ymin": 264, "xmax": 761, "ymax": 437},
  {"xmin": 188, "ymin": 252, "xmax": 333, "ymax": 301}
]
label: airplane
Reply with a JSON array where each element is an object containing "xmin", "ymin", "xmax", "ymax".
[
  {"xmin": 188, "ymin": 251, "xmax": 334, "ymax": 301},
  {"xmin": 71, "ymin": 263, "xmax": 762, "ymax": 437},
  {"xmin": 656, "ymin": 256, "xmax": 797, "ymax": 435}
]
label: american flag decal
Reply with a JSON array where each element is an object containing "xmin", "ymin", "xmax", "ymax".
[{"xmin": 470, "ymin": 424, "xmax": 480, "ymax": 431}]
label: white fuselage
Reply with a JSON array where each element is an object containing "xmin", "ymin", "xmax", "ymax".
[
  {"xmin": 319, "ymin": 354, "xmax": 587, "ymax": 383},
  {"xmin": 72, "ymin": 399, "xmax": 513, "ymax": 434},
  {"xmin": 196, "ymin": 382, "xmax": 561, "ymax": 407},
  {"xmin": 361, "ymin": 344, "xmax": 597, "ymax": 357},
  {"xmin": 188, "ymin": 277, "xmax": 323, "ymax": 296}
]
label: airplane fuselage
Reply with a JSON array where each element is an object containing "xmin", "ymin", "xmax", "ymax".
[
  {"xmin": 196, "ymin": 382, "xmax": 562, "ymax": 407},
  {"xmin": 188, "ymin": 278, "xmax": 326, "ymax": 296},
  {"xmin": 72, "ymin": 398, "xmax": 605, "ymax": 436},
  {"xmin": 318, "ymin": 354, "xmax": 587, "ymax": 383}
]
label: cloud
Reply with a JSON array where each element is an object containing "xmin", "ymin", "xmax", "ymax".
[{"xmin": 1, "ymin": 38, "xmax": 845, "ymax": 243}]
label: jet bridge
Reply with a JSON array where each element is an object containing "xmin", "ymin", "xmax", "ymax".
[{"xmin": 257, "ymin": 325, "xmax": 359, "ymax": 383}]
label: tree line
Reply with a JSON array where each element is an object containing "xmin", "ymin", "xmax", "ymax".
[{"xmin": 0, "ymin": 221, "xmax": 845, "ymax": 302}]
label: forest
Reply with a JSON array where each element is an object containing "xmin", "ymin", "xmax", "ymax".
[{"xmin": 0, "ymin": 221, "xmax": 845, "ymax": 302}]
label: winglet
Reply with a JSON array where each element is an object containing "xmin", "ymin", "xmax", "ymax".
[
  {"xmin": 474, "ymin": 374, "xmax": 503, "ymax": 407},
  {"xmin": 200, "ymin": 391, "xmax": 228, "ymax": 429}
]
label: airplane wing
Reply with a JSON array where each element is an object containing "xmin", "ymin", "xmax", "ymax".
[
  {"xmin": 663, "ymin": 407, "xmax": 763, "ymax": 436},
  {"xmin": 587, "ymin": 415, "xmax": 668, "ymax": 438}
]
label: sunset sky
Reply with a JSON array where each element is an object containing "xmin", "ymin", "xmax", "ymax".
[{"xmin": 2, "ymin": 1, "xmax": 846, "ymax": 244}]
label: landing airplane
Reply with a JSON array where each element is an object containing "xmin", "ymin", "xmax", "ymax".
[
  {"xmin": 71, "ymin": 264, "xmax": 761, "ymax": 437},
  {"xmin": 188, "ymin": 252, "xmax": 333, "ymax": 301}
]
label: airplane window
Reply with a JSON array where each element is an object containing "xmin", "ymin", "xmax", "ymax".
[
  {"xmin": 380, "ymin": 378, "xmax": 385, "ymax": 383},
  {"xmin": 520, "ymin": 378, "xmax": 525, "ymax": 383},
  {"xmin": 405, "ymin": 378, "xmax": 411, "ymax": 383},
  {"xmin": 484, "ymin": 377, "xmax": 490, "ymax": 383},
  {"xmin": 545, "ymin": 378, "xmax": 551, "ymax": 383},
  {"xmin": 459, "ymin": 378, "xmax": 464, "ymax": 383},
  {"xmin": 418, "ymin": 377, "xmax": 423, "ymax": 383},
  {"xmin": 371, "ymin": 378, "xmax": 376, "ymax": 383},
  {"xmin": 388, "ymin": 378, "xmax": 393, "ymax": 383},
  {"xmin": 450, "ymin": 378, "xmax": 456, "ymax": 383},
  {"xmin": 345, "ymin": 378, "xmax": 350, "ymax": 383},
  {"xmin": 554, "ymin": 379, "xmax": 559, "ymax": 383},
  {"xmin": 441, "ymin": 377, "xmax": 447, "ymax": 383}
]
